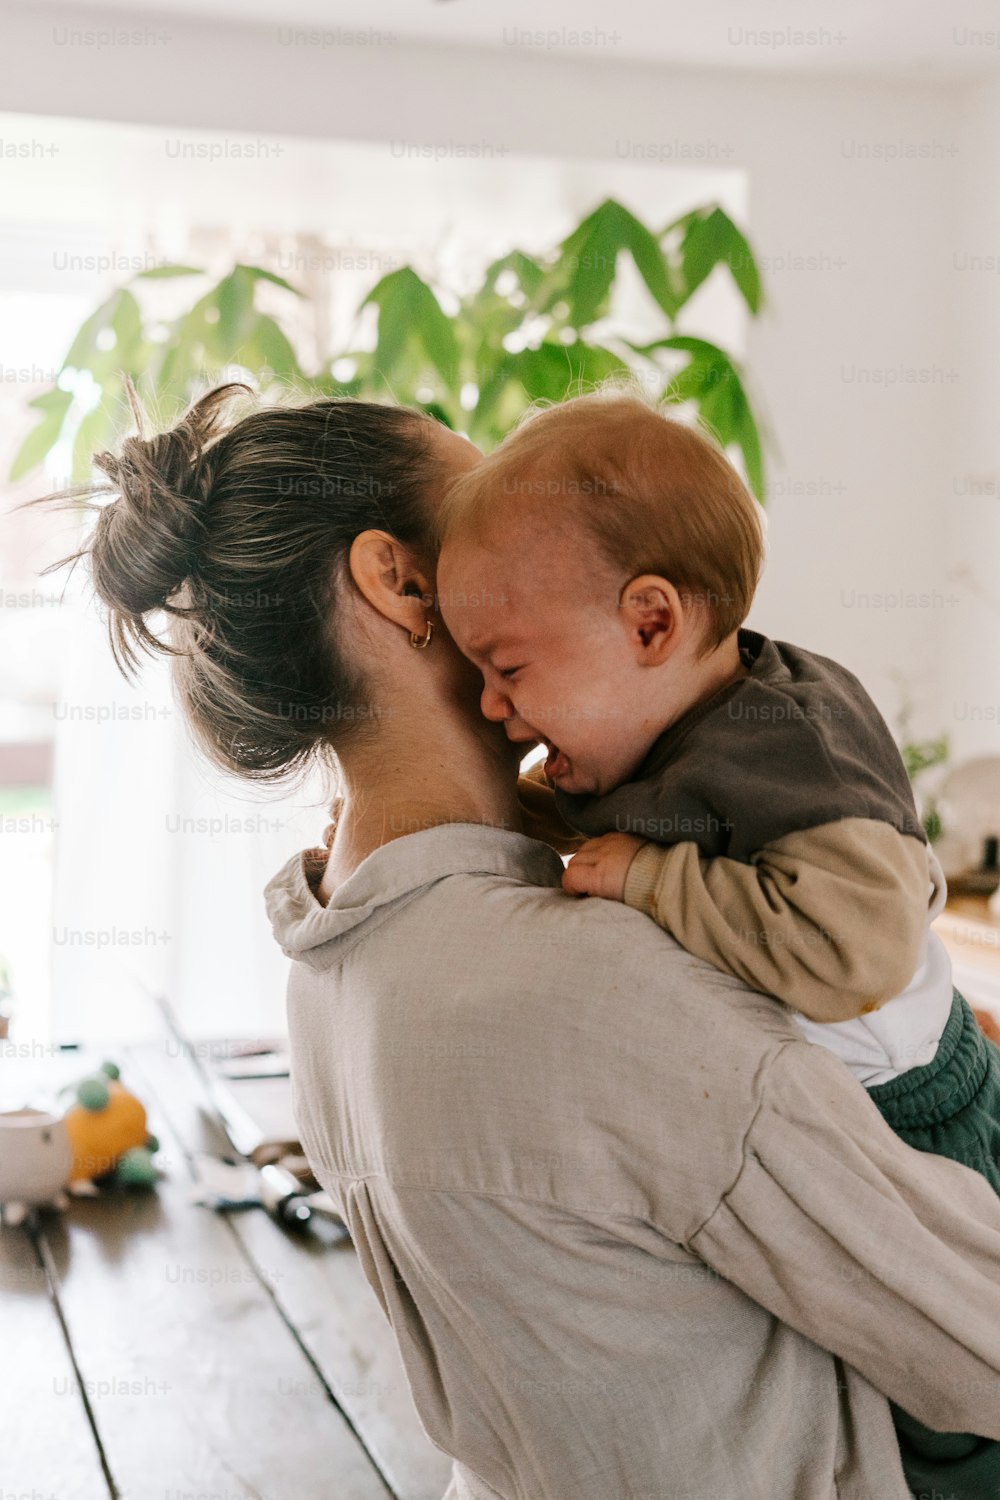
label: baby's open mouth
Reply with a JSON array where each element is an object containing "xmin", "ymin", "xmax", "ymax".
[{"xmin": 542, "ymin": 739, "xmax": 571, "ymax": 782}]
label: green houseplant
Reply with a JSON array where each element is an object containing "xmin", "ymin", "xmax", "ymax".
[{"xmin": 12, "ymin": 198, "xmax": 769, "ymax": 497}]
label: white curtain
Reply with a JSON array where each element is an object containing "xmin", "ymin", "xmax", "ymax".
[{"xmin": 50, "ymin": 577, "xmax": 327, "ymax": 1043}]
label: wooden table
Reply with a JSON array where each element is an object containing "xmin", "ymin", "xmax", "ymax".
[{"xmin": 1, "ymin": 1038, "xmax": 452, "ymax": 1500}]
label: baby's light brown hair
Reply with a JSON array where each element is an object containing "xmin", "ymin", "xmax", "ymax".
[{"xmin": 440, "ymin": 389, "xmax": 764, "ymax": 651}]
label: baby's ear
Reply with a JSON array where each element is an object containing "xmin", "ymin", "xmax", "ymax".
[{"xmin": 618, "ymin": 574, "xmax": 683, "ymax": 664}]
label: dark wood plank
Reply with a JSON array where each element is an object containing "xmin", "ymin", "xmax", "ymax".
[
  {"xmin": 130, "ymin": 1037, "xmax": 453, "ymax": 1500},
  {"xmin": 31, "ymin": 1050, "xmax": 394, "ymax": 1500},
  {"xmin": 0, "ymin": 1222, "xmax": 114, "ymax": 1497}
]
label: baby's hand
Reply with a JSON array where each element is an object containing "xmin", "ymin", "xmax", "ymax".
[{"xmin": 562, "ymin": 833, "xmax": 648, "ymax": 902}]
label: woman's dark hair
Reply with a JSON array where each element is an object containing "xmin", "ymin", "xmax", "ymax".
[{"xmin": 33, "ymin": 384, "xmax": 441, "ymax": 783}]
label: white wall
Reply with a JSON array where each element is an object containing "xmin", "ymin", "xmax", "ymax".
[
  {"xmin": 947, "ymin": 73, "xmax": 1000, "ymax": 762},
  {"xmin": 2, "ymin": 3, "xmax": 978, "ymax": 747}
]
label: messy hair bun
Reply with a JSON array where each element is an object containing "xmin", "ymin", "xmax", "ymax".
[
  {"xmin": 35, "ymin": 384, "xmax": 440, "ymax": 783},
  {"xmin": 87, "ymin": 381, "xmax": 238, "ymax": 654}
]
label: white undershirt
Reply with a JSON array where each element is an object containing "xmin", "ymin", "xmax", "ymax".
[{"xmin": 793, "ymin": 852, "xmax": 954, "ymax": 1087}]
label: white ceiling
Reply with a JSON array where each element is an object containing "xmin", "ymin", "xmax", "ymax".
[{"xmin": 52, "ymin": 0, "xmax": 1000, "ymax": 77}]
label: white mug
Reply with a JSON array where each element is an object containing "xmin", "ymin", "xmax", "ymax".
[{"xmin": 0, "ymin": 1107, "xmax": 72, "ymax": 1212}]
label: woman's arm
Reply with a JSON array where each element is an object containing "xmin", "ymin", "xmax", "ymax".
[{"xmin": 689, "ymin": 1038, "xmax": 1000, "ymax": 1437}]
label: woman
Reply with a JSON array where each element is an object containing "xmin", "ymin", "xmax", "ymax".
[{"xmin": 47, "ymin": 384, "xmax": 1000, "ymax": 1499}]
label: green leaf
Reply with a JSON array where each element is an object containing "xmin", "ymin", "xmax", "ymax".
[
  {"xmin": 619, "ymin": 216, "xmax": 680, "ymax": 322},
  {"xmin": 471, "ymin": 346, "xmax": 568, "ymax": 441},
  {"xmin": 902, "ymin": 735, "xmax": 950, "ymax": 780},
  {"xmin": 545, "ymin": 199, "xmax": 680, "ymax": 328},
  {"xmin": 155, "ymin": 281, "xmax": 239, "ymax": 384},
  {"xmin": 102, "ymin": 292, "xmax": 149, "ymax": 385},
  {"xmin": 363, "ymin": 267, "xmax": 460, "ymax": 391},
  {"xmin": 471, "ymin": 339, "xmax": 631, "ymax": 445},
  {"xmin": 132, "ymin": 264, "xmax": 205, "ymax": 280},
  {"xmin": 417, "ymin": 400, "xmax": 455, "ymax": 428},
  {"xmin": 645, "ymin": 336, "xmax": 766, "ymax": 500},
  {"xmin": 59, "ymin": 289, "xmax": 148, "ymax": 387},
  {"xmin": 61, "ymin": 294, "xmax": 118, "ymax": 373},
  {"xmin": 233, "ymin": 264, "xmax": 303, "ymax": 297},
  {"xmin": 214, "ymin": 268, "xmax": 258, "ymax": 354},
  {"xmin": 28, "ymin": 386, "xmax": 75, "ymax": 417},
  {"xmin": 546, "ymin": 202, "xmax": 619, "ymax": 325},
  {"xmin": 662, "ymin": 206, "xmax": 764, "ymax": 317},
  {"xmin": 8, "ymin": 387, "xmax": 73, "ymax": 480},
  {"xmin": 636, "ymin": 333, "xmax": 731, "ymax": 369},
  {"xmin": 109, "ymin": 289, "xmax": 143, "ymax": 352},
  {"xmin": 720, "ymin": 219, "xmax": 763, "ymax": 315},
  {"xmin": 680, "ymin": 209, "xmax": 732, "ymax": 303},
  {"xmin": 735, "ymin": 392, "xmax": 765, "ymax": 500},
  {"xmin": 481, "ymin": 249, "xmax": 546, "ymax": 302},
  {"xmin": 697, "ymin": 369, "xmax": 739, "ymax": 443},
  {"xmin": 410, "ymin": 292, "xmax": 459, "ymax": 390},
  {"xmin": 306, "ymin": 373, "xmax": 364, "ymax": 400},
  {"xmin": 460, "ymin": 250, "xmax": 549, "ymax": 357},
  {"xmin": 251, "ymin": 314, "xmax": 301, "ymax": 383},
  {"xmin": 18, "ymin": 198, "xmax": 768, "ymax": 503},
  {"xmin": 71, "ymin": 403, "xmax": 114, "ymax": 483}
]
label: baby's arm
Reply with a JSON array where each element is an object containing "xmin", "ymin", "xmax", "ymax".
[{"xmin": 566, "ymin": 819, "xmax": 932, "ymax": 1023}]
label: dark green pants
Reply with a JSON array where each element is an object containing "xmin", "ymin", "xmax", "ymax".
[{"xmin": 867, "ymin": 992, "xmax": 1000, "ymax": 1500}]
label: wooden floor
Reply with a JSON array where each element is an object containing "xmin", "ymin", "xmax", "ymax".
[{"xmin": 2, "ymin": 1038, "xmax": 452, "ymax": 1500}]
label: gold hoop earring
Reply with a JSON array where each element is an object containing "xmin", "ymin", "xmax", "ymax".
[{"xmin": 409, "ymin": 620, "xmax": 434, "ymax": 650}]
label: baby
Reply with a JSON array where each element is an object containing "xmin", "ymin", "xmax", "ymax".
[
  {"xmin": 438, "ymin": 390, "xmax": 1000, "ymax": 1488},
  {"xmin": 436, "ymin": 391, "xmax": 956, "ymax": 1085}
]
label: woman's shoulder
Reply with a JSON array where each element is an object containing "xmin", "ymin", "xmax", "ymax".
[{"xmin": 321, "ymin": 844, "xmax": 802, "ymax": 1227}]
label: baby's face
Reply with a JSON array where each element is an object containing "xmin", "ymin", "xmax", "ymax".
[{"xmin": 437, "ymin": 531, "xmax": 656, "ymax": 796}]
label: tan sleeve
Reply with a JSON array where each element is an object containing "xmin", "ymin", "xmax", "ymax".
[
  {"xmin": 516, "ymin": 767, "xmax": 587, "ymax": 856},
  {"xmin": 622, "ymin": 818, "xmax": 930, "ymax": 1023},
  {"xmin": 692, "ymin": 1039, "xmax": 1000, "ymax": 1438}
]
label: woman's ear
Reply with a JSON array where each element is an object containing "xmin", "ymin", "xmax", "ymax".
[
  {"xmin": 618, "ymin": 574, "xmax": 684, "ymax": 665},
  {"xmin": 348, "ymin": 530, "xmax": 434, "ymax": 634}
]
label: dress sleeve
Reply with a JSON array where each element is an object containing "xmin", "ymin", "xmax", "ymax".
[
  {"xmin": 689, "ymin": 1039, "xmax": 1000, "ymax": 1438},
  {"xmin": 623, "ymin": 818, "xmax": 930, "ymax": 1022}
]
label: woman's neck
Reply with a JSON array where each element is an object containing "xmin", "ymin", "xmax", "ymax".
[{"xmin": 319, "ymin": 719, "xmax": 523, "ymax": 901}]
